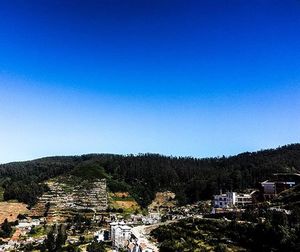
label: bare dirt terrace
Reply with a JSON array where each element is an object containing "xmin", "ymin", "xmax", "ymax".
[
  {"xmin": 0, "ymin": 202, "xmax": 28, "ymax": 223},
  {"xmin": 148, "ymin": 191, "xmax": 177, "ymax": 212},
  {"xmin": 110, "ymin": 192, "xmax": 140, "ymax": 212},
  {"xmin": 114, "ymin": 200, "xmax": 139, "ymax": 209}
]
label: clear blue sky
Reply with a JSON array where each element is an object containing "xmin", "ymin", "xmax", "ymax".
[{"xmin": 0, "ymin": 0, "xmax": 300, "ymax": 163}]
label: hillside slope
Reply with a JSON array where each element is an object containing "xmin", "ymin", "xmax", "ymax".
[{"xmin": 1, "ymin": 144, "xmax": 300, "ymax": 207}]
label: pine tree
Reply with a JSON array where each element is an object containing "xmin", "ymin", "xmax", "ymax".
[{"xmin": 0, "ymin": 219, "xmax": 12, "ymax": 238}]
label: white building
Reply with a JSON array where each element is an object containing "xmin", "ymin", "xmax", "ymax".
[
  {"xmin": 110, "ymin": 221, "xmax": 132, "ymax": 249},
  {"xmin": 142, "ymin": 212, "xmax": 161, "ymax": 225},
  {"xmin": 213, "ymin": 192, "xmax": 252, "ymax": 209},
  {"xmin": 17, "ymin": 218, "xmax": 41, "ymax": 230},
  {"xmin": 94, "ymin": 229, "xmax": 105, "ymax": 242}
]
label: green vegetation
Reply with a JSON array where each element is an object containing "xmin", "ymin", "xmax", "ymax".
[
  {"xmin": 42, "ymin": 224, "xmax": 67, "ymax": 252},
  {"xmin": 29, "ymin": 225, "xmax": 47, "ymax": 238},
  {"xmin": 111, "ymin": 195, "xmax": 135, "ymax": 201},
  {"xmin": 0, "ymin": 144, "xmax": 300, "ymax": 208},
  {"xmin": 0, "ymin": 187, "xmax": 4, "ymax": 202},
  {"xmin": 107, "ymin": 179, "xmax": 130, "ymax": 193},
  {"xmin": 2, "ymin": 180, "xmax": 48, "ymax": 207},
  {"xmin": 274, "ymin": 183, "xmax": 300, "ymax": 207},
  {"xmin": 0, "ymin": 178, "xmax": 5, "ymax": 202},
  {"xmin": 87, "ymin": 240, "xmax": 106, "ymax": 252},
  {"xmin": 0, "ymin": 219, "xmax": 13, "ymax": 238},
  {"xmin": 152, "ymin": 207, "xmax": 300, "ymax": 252},
  {"xmin": 71, "ymin": 161, "xmax": 108, "ymax": 181}
]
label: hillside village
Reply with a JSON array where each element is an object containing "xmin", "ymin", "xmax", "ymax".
[
  {"xmin": 1, "ymin": 0, "xmax": 300, "ymax": 250},
  {"xmin": 1, "ymin": 171, "xmax": 300, "ymax": 251}
]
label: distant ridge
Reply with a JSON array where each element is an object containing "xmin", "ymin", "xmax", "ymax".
[{"xmin": 1, "ymin": 143, "xmax": 300, "ymax": 207}]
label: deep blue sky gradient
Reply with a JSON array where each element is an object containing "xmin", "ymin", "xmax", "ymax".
[{"xmin": 0, "ymin": 0, "xmax": 300, "ymax": 162}]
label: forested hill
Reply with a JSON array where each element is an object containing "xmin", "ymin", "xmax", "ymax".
[{"xmin": 1, "ymin": 144, "xmax": 300, "ymax": 207}]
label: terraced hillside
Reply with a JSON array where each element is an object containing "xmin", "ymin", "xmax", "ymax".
[{"xmin": 30, "ymin": 178, "xmax": 107, "ymax": 223}]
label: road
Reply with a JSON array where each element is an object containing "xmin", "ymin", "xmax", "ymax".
[
  {"xmin": 131, "ymin": 224, "xmax": 159, "ymax": 252},
  {"xmin": 131, "ymin": 220, "xmax": 182, "ymax": 252}
]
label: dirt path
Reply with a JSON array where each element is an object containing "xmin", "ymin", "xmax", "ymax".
[
  {"xmin": 131, "ymin": 220, "xmax": 180, "ymax": 252},
  {"xmin": 131, "ymin": 225, "xmax": 159, "ymax": 252}
]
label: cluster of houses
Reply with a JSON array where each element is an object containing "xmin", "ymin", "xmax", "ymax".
[
  {"xmin": 106, "ymin": 221, "xmax": 157, "ymax": 252},
  {"xmin": 0, "ymin": 217, "xmax": 46, "ymax": 251},
  {"xmin": 2, "ymin": 172, "xmax": 299, "ymax": 251},
  {"xmin": 0, "ymin": 179, "xmax": 109, "ymax": 251},
  {"xmin": 141, "ymin": 212, "xmax": 161, "ymax": 225},
  {"xmin": 82, "ymin": 173, "xmax": 300, "ymax": 251},
  {"xmin": 92, "ymin": 212, "xmax": 162, "ymax": 252},
  {"xmin": 212, "ymin": 173, "xmax": 300, "ymax": 213},
  {"xmin": 1, "ymin": 211, "xmax": 158, "ymax": 251}
]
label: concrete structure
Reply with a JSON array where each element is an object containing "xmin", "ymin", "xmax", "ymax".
[
  {"xmin": 142, "ymin": 212, "xmax": 161, "ymax": 225},
  {"xmin": 260, "ymin": 173, "xmax": 300, "ymax": 199},
  {"xmin": 110, "ymin": 221, "xmax": 132, "ymax": 249},
  {"xmin": 213, "ymin": 192, "xmax": 252, "ymax": 208},
  {"xmin": 261, "ymin": 180, "xmax": 296, "ymax": 199},
  {"xmin": 94, "ymin": 229, "xmax": 105, "ymax": 242},
  {"xmin": 16, "ymin": 218, "xmax": 40, "ymax": 230}
]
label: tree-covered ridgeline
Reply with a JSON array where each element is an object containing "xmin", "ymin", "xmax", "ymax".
[{"xmin": 1, "ymin": 144, "xmax": 300, "ymax": 207}]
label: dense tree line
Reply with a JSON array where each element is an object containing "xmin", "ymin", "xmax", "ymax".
[
  {"xmin": 2, "ymin": 180, "xmax": 49, "ymax": 206},
  {"xmin": 0, "ymin": 157, "xmax": 78, "ymax": 206},
  {"xmin": 1, "ymin": 144, "xmax": 300, "ymax": 207}
]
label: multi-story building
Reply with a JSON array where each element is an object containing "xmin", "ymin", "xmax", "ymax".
[
  {"xmin": 213, "ymin": 192, "xmax": 252, "ymax": 209},
  {"xmin": 260, "ymin": 173, "xmax": 300, "ymax": 199},
  {"xmin": 110, "ymin": 221, "xmax": 132, "ymax": 249},
  {"xmin": 261, "ymin": 180, "xmax": 296, "ymax": 199}
]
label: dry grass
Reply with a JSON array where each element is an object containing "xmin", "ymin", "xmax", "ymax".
[
  {"xmin": 109, "ymin": 192, "xmax": 140, "ymax": 212},
  {"xmin": 113, "ymin": 192, "xmax": 130, "ymax": 198},
  {"xmin": 0, "ymin": 202, "xmax": 28, "ymax": 223},
  {"xmin": 114, "ymin": 200, "xmax": 139, "ymax": 209},
  {"xmin": 148, "ymin": 191, "xmax": 177, "ymax": 212}
]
